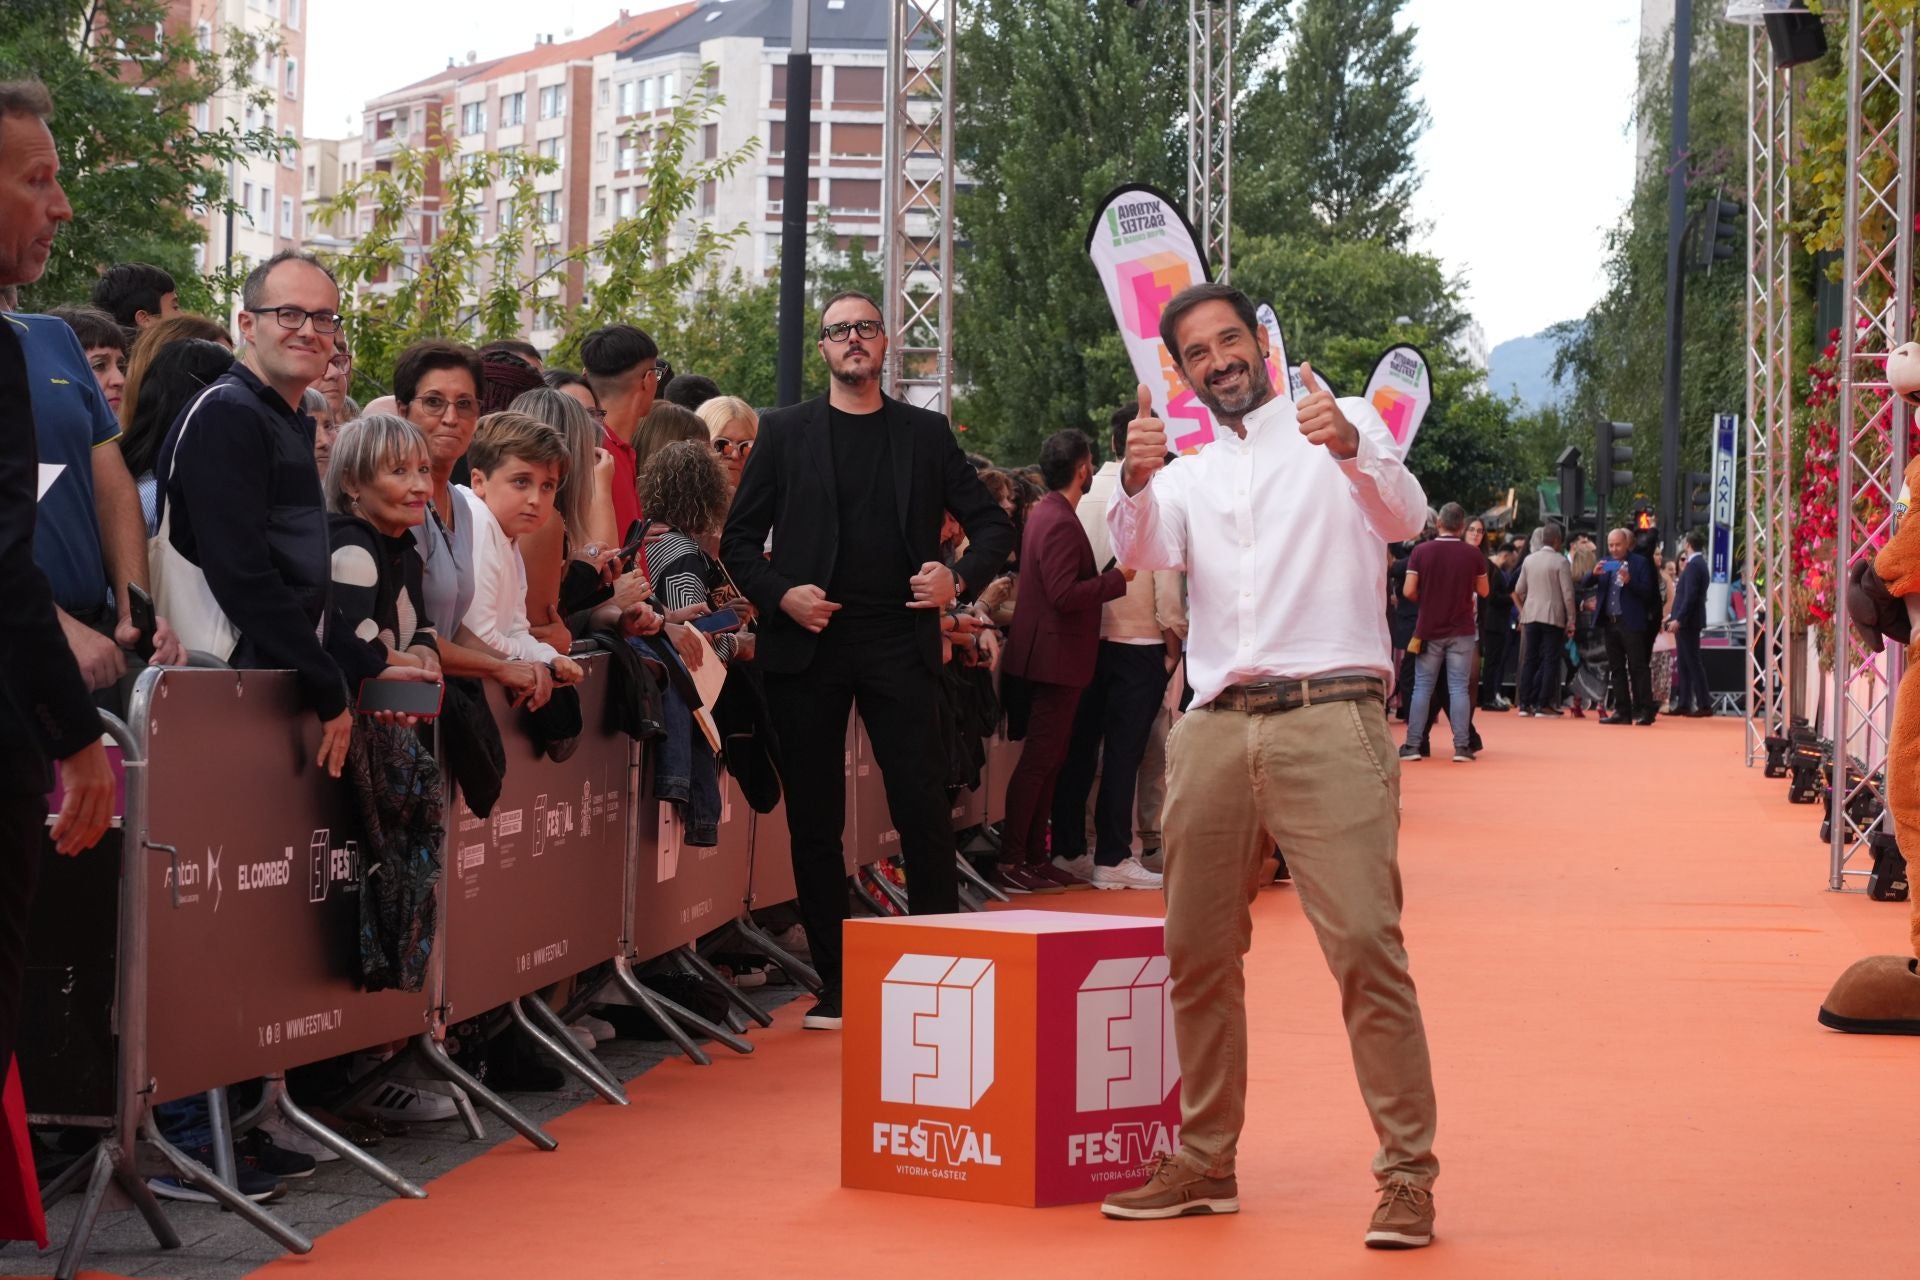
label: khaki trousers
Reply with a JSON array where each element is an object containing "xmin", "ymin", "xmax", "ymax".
[{"xmin": 1161, "ymin": 695, "xmax": 1439, "ymax": 1188}]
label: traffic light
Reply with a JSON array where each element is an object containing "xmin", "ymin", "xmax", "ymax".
[
  {"xmin": 1633, "ymin": 502, "xmax": 1656, "ymax": 533},
  {"xmin": 1690, "ymin": 197, "xmax": 1744, "ymax": 271},
  {"xmin": 1594, "ymin": 421, "xmax": 1634, "ymax": 504},
  {"xmin": 1685, "ymin": 470, "xmax": 1712, "ymax": 532},
  {"xmin": 1556, "ymin": 446, "xmax": 1587, "ymax": 533}
]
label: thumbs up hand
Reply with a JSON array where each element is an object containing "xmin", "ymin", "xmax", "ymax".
[
  {"xmin": 1297, "ymin": 362, "xmax": 1359, "ymax": 460},
  {"xmin": 1121, "ymin": 383, "xmax": 1169, "ymax": 496}
]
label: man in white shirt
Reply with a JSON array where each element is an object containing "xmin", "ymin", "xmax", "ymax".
[
  {"xmin": 1049, "ymin": 404, "xmax": 1188, "ymax": 890},
  {"xmin": 1099, "ymin": 283, "xmax": 1440, "ymax": 1250}
]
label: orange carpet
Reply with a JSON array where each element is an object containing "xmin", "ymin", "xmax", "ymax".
[{"xmin": 98, "ymin": 716, "xmax": 1920, "ymax": 1276}]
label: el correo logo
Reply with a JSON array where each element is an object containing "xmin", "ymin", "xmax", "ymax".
[
  {"xmin": 1076, "ymin": 956, "xmax": 1179, "ymax": 1112},
  {"xmin": 881, "ymin": 953, "xmax": 995, "ymax": 1109}
]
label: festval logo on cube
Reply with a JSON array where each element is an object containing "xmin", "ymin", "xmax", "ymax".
[
  {"xmin": 1076, "ymin": 956, "xmax": 1179, "ymax": 1112},
  {"xmin": 880, "ymin": 954, "xmax": 996, "ymax": 1109}
]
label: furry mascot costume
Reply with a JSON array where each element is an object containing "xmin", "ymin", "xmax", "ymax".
[{"xmin": 1822, "ymin": 340, "xmax": 1920, "ymax": 1033}]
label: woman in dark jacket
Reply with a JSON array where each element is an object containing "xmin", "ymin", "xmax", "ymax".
[{"xmin": 321, "ymin": 414, "xmax": 442, "ymax": 688}]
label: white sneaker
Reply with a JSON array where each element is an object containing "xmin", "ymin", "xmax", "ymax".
[
  {"xmin": 1089, "ymin": 857, "xmax": 1165, "ymax": 891},
  {"xmin": 567, "ymin": 1025, "xmax": 597, "ymax": 1053},
  {"xmin": 1052, "ymin": 853, "xmax": 1095, "ymax": 879},
  {"xmin": 257, "ymin": 1113, "xmax": 340, "ymax": 1163},
  {"xmin": 353, "ymin": 1079, "xmax": 459, "ymax": 1124},
  {"xmin": 772, "ymin": 923, "xmax": 810, "ymax": 957},
  {"xmin": 573, "ymin": 1013, "xmax": 617, "ymax": 1043}
]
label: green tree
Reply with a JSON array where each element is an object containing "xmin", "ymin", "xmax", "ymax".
[
  {"xmin": 951, "ymin": 0, "xmax": 1283, "ymax": 461},
  {"xmin": 1551, "ymin": 6, "xmax": 1747, "ymax": 524},
  {"xmin": 1237, "ymin": 0, "xmax": 1428, "ymax": 245},
  {"xmin": 0, "ymin": 0, "xmax": 284, "ymax": 310}
]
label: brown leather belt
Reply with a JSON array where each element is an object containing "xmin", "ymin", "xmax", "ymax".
[{"xmin": 1206, "ymin": 676, "xmax": 1385, "ymax": 714}]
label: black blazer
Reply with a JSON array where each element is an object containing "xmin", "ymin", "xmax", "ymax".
[
  {"xmin": 1670, "ymin": 553, "xmax": 1709, "ymax": 630},
  {"xmin": 0, "ymin": 319, "xmax": 101, "ymax": 793},
  {"xmin": 720, "ymin": 393, "xmax": 1014, "ymax": 675}
]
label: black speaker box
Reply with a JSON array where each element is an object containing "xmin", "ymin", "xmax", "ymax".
[{"xmin": 1766, "ymin": 13, "xmax": 1828, "ymax": 70}]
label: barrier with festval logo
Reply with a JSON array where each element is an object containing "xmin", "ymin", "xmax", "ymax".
[{"xmin": 841, "ymin": 910, "xmax": 1182, "ymax": 1207}]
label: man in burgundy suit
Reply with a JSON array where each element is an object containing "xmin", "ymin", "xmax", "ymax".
[{"xmin": 998, "ymin": 429, "xmax": 1129, "ymax": 893}]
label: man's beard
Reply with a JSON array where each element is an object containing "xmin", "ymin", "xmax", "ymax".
[
  {"xmin": 831, "ymin": 350, "xmax": 878, "ymax": 389},
  {"xmin": 1192, "ymin": 358, "xmax": 1272, "ymax": 418}
]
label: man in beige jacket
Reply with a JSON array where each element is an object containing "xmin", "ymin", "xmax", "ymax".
[
  {"xmin": 1512, "ymin": 524, "xmax": 1577, "ymax": 716},
  {"xmin": 1048, "ymin": 406, "xmax": 1188, "ymax": 890}
]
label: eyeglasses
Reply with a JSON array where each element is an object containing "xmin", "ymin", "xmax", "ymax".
[
  {"xmin": 820, "ymin": 319, "xmax": 883, "ymax": 343},
  {"xmin": 328, "ymin": 352, "xmax": 352, "ymax": 371},
  {"xmin": 414, "ymin": 393, "xmax": 480, "ymax": 419},
  {"xmin": 645, "ymin": 359, "xmax": 672, "ymax": 385},
  {"xmin": 251, "ymin": 306, "xmax": 344, "ymax": 335},
  {"xmin": 712, "ymin": 437, "xmax": 754, "ymax": 458}
]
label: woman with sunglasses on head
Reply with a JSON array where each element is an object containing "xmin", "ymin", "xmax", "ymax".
[{"xmin": 696, "ymin": 395, "xmax": 759, "ymax": 492}]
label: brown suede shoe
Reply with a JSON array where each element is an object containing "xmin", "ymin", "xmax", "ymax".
[
  {"xmin": 1364, "ymin": 1179, "xmax": 1436, "ymax": 1249},
  {"xmin": 1099, "ymin": 1155, "xmax": 1239, "ymax": 1220}
]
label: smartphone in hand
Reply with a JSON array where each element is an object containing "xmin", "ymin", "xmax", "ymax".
[
  {"xmin": 692, "ymin": 607, "xmax": 743, "ymax": 635},
  {"xmin": 126, "ymin": 582, "xmax": 157, "ymax": 661},
  {"xmin": 357, "ymin": 677, "xmax": 444, "ymax": 718}
]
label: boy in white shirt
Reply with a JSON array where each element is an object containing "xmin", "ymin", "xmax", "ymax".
[{"xmin": 457, "ymin": 410, "xmax": 584, "ymax": 689}]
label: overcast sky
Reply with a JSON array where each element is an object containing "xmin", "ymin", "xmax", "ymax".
[{"xmin": 306, "ymin": 0, "xmax": 1644, "ymax": 350}]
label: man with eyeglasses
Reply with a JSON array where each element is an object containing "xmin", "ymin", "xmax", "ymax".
[
  {"xmin": 580, "ymin": 324, "xmax": 662, "ymax": 536},
  {"xmin": 155, "ymin": 250, "xmax": 358, "ymax": 778},
  {"xmin": 720, "ymin": 289, "xmax": 1014, "ymax": 1032},
  {"xmin": 315, "ymin": 336, "xmax": 353, "ymax": 423}
]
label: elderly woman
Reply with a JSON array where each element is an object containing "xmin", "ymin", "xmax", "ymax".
[
  {"xmin": 695, "ymin": 395, "xmax": 759, "ymax": 490},
  {"xmin": 321, "ymin": 415, "xmax": 441, "ymax": 689},
  {"xmin": 303, "ymin": 387, "xmax": 338, "ymax": 478}
]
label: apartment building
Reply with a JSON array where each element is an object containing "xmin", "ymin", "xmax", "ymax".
[
  {"xmin": 297, "ymin": 133, "xmax": 364, "ymax": 252},
  {"xmin": 340, "ymin": 6, "xmax": 694, "ymax": 344},
  {"xmin": 172, "ymin": 0, "xmax": 308, "ymax": 271},
  {"xmin": 592, "ymin": 0, "xmax": 890, "ymax": 283}
]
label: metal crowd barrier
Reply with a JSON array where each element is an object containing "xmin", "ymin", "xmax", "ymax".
[{"xmin": 23, "ymin": 658, "xmax": 1018, "ymax": 1278}]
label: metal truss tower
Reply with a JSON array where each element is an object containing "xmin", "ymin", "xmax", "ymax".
[
  {"xmin": 881, "ymin": 0, "xmax": 957, "ymax": 412},
  {"xmin": 1187, "ymin": 0, "xmax": 1233, "ymax": 279},
  {"xmin": 1829, "ymin": 0, "xmax": 1916, "ymax": 890},
  {"xmin": 1743, "ymin": 27, "xmax": 1793, "ymax": 768}
]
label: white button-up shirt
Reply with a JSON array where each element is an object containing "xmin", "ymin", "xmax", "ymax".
[
  {"xmin": 1108, "ymin": 393, "xmax": 1428, "ymax": 708},
  {"xmin": 458, "ymin": 485, "xmax": 562, "ymax": 666}
]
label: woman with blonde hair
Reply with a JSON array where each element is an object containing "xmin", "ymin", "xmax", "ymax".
[
  {"xmin": 696, "ymin": 395, "xmax": 759, "ymax": 490},
  {"xmin": 510, "ymin": 385, "xmax": 624, "ymax": 650},
  {"xmin": 118, "ymin": 313, "xmax": 232, "ymax": 430}
]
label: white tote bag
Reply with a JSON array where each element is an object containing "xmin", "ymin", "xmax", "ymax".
[{"xmin": 147, "ymin": 386, "xmax": 240, "ymax": 662}]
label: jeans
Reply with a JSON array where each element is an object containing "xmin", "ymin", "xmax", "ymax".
[
  {"xmin": 1519, "ymin": 621, "xmax": 1565, "ymax": 709},
  {"xmin": 1162, "ymin": 698, "xmax": 1437, "ymax": 1186},
  {"xmin": 1405, "ymin": 634, "xmax": 1475, "ymax": 752},
  {"xmin": 651, "ymin": 659, "xmax": 721, "ymax": 847},
  {"xmin": 1052, "ymin": 642, "xmax": 1174, "ymax": 866}
]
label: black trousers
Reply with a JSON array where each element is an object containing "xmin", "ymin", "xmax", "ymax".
[
  {"xmin": 763, "ymin": 626, "xmax": 959, "ymax": 998},
  {"xmin": 1674, "ymin": 624, "xmax": 1710, "ymax": 712},
  {"xmin": 0, "ymin": 792, "xmax": 47, "ymax": 1076},
  {"xmin": 1519, "ymin": 621, "xmax": 1564, "ymax": 709},
  {"xmin": 1478, "ymin": 622, "xmax": 1511, "ymax": 707},
  {"xmin": 1001, "ymin": 680, "xmax": 1082, "ymax": 866},
  {"xmin": 1052, "ymin": 642, "xmax": 1172, "ymax": 867},
  {"xmin": 1604, "ymin": 622, "xmax": 1655, "ymax": 716}
]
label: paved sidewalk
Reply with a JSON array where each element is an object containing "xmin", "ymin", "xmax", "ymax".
[{"xmin": 2, "ymin": 985, "xmax": 801, "ymax": 1280}]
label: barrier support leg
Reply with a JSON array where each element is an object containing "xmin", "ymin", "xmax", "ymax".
[
  {"xmin": 269, "ymin": 1076, "xmax": 425, "ymax": 1199},
  {"xmin": 205, "ymin": 1087, "xmax": 237, "ymax": 1191},
  {"xmin": 509, "ymin": 998, "xmax": 628, "ymax": 1106},
  {"xmin": 675, "ymin": 945, "xmax": 775, "ymax": 1029},
  {"xmin": 520, "ymin": 992, "xmax": 627, "ymax": 1097},
  {"xmin": 609, "ymin": 954, "xmax": 711, "ymax": 1065},
  {"xmin": 851, "ymin": 877, "xmax": 892, "ymax": 918},
  {"xmin": 871, "ymin": 862, "xmax": 911, "ymax": 914},
  {"xmin": 729, "ymin": 916, "xmax": 822, "ymax": 993},
  {"xmin": 36, "ymin": 1143, "xmax": 100, "ymax": 1209},
  {"xmin": 409, "ymin": 1032, "xmax": 558, "ymax": 1152},
  {"xmin": 955, "ymin": 851, "xmax": 1011, "ymax": 903},
  {"xmin": 139, "ymin": 1114, "xmax": 310, "ymax": 1255},
  {"xmin": 957, "ymin": 883, "xmax": 986, "ymax": 913},
  {"xmin": 51, "ymin": 1141, "xmax": 182, "ymax": 1280},
  {"xmin": 645, "ymin": 984, "xmax": 755, "ymax": 1055}
]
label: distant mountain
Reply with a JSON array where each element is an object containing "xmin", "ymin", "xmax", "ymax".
[{"xmin": 1487, "ymin": 325, "xmax": 1575, "ymax": 411}]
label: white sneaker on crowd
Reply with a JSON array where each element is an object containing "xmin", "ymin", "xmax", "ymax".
[
  {"xmin": 567, "ymin": 1025, "xmax": 597, "ymax": 1053},
  {"xmin": 573, "ymin": 1013, "xmax": 617, "ymax": 1043},
  {"xmin": 1138, "ymin": 848, "xmax": 1165, "ymax": 875},
  {"xmin": 772, "ymin": 923, "xmax": 810, "ymax": 958},
  {"xmin": 1053, "ymin": 853, "xmax": 1095, "ymax": 879},
  {"xmin": 347, "ymin": 1051, "xmax": 460, "ymax": 1123},
  {"xmin": 256, "ymin": 1112, "xmax": 340, "ymax": 1163},
  {"xmin": 1090, "ymin": 857, "xmax": 1165, "ymax": 891}
]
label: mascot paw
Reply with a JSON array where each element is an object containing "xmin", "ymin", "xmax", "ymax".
[{"xmin": 1818, "ymin": 954, "xmax": 1920, "ymax": 1035}]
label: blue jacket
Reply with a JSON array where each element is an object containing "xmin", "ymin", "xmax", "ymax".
[
  {"xmin": 1594, "ymin": 552, "xmax": 1659, "ymax": 632},
  {"xmin": 1670, "ymin": 553, "xmax": 1708, "ymax": 629}
]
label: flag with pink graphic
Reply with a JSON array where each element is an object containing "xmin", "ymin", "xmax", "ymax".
[
  {"xmin": 1363, "ymin": 344, "xmax": 1433, "ymax": 459},
  {"xmin": 1085, "ymin": 185, "xmax": 1218, "ymax": 453}
]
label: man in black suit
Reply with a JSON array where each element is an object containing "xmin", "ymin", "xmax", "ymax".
[
  {"xmin": 0, "ymin": 79, "xmax": 115, "ymax": 1079},
  {"xmin": 1666, "ymin": 530, "xmax": 1712, "ymax": 716},
  {"xmin": 720, "ymin": 290, "xmax": 1013, "ymax": 1030}
]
